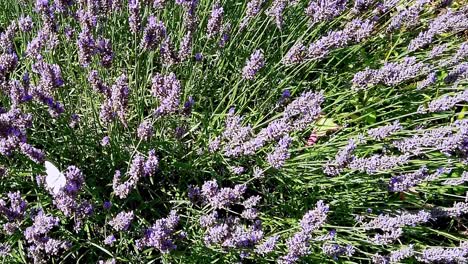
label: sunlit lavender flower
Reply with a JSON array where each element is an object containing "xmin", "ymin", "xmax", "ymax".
[
  {"xmin": 24, "ymin": 210, "xmax": 69, "ymax": 263},
  {"xmin": 308, "ymin": 19, "xmax": 374, "ymax": 60},
  {"xmin": 323, "ymin": 139, "xmax": 356, "ymax": 176},
  {"xmin": 322, "ymin": 243, "xmax": 355, "ymax": 259},
  {"xmin": 101, "ymin": 136, "xmax": 110, "ymax": 146},
  {"xmin": 443, "ymin": 171, "xmax": 468, "ymax": 185},
  {"xmin": 282, "ymin": 42, "xmax": 306, "ymax": 65},
  {"xmin": 416, "ymin": 244, "xmax": 468, "ymax": 263},
  {"xmin": 279, "ymin": 201, "xmax": 329, "ymax": 264},
  {"xmin": 153, "ymin": 0, "xmax": 167, "ymax": 9},
  {"xmin": 104, "ymin": 234, "xmax": 116, "ymax": 245},
  {"xmin": 365, "ymin": 210, "xmax": 431, "ymax": 232},
  {"xmin": 367, "ymin": 121, "xmax": 401, "ymax": 140},
  {"xmin": 393, "ymin": 120, "xmax": 468, "ymax": 155},
  {"xmin": 240, "ymin": 0, "xmax": 264, "ymax": 29},
  {"xmin": 136, "ymin": 210, "xmax": 180, "ymax": 253},
  {"xmin": 151, "ymin": 72, "xmax": 181, "ymax": 116},
  {"xmin": 388, "ymin": 245, "xmax": 414, "ymax": 263},
  {"xmin": 160, "ymin": 37, "xmax": 179, "ymax": 66},
  {"xmin": 267, "ymin": 135, "xmax": 292, "ymax": 169},
  {"xmin": 370, "ymin": 228, "xmax": 403, "ymax": 245},
  {"xmin": 110, "ymin": 74, "xmax": 130, "ymax": 125},
  {"xmin": 20, "ymin": 143, "xmax": 45, "ymax": 164},
  {"xmin": 387, "ymin": 0, "xmax": 429, "ymax": 32},
  {"xmin": 417, "ymin": 72, "xmax": 436, "ymax": 90},
  {"xmin": 109, "ymin": 211, "xmax": 134, "ymax": 231},
  {"xmin": 429, "ymin": 44, "xmax": 448, "ymax": 58},
  {"xmin": 207, "ymin": 2, "xmax": 223, "ymax": 39},
  {"xmin": 444, "ymin": 63, "xmax": 468, "ymax": 84},
  {"xmin": 255, "ymin": 235, "xmax": 279, "ymax": 255},
  {"xmin": 418, "ymin": 89, "xmax": 468, "ymax": 113},
  {"xmin": 18, "ymin": 16, "xmax": 33, "ymax": 32},
  {"xmin": 352, "ymin": 0, "xmax": 374, "ymax": 13},
  {"xmin": 242, "ymin": 49, "xmax": 265, "ymax": 80},
  {"xmin": 97, "ymin": 38, "xmax": 113, "ymax": 68},
  {"xmin": 137, "ymin": 120, "xmax": 154, "ymax": 141},
  {"xmin": 218, "ymin": 22, "xmax": 231, "ymax": 48},
  {"xmin": 77, "ymin": 28, "xmax": 96, "ymax": 67},
  {"xmin": 348, "ymin": 154, "xmax": 410, "ymax": 174},
  {"xmin": 128, "ymin": 0, "xmax": 141, "ymax": 34},
  {"xmin": 408, "ymin": 9, "xmax": 468, "ymax": 51},
  {"xmin": 178, "ymin": 31, "xmax": 192, "ymax": 62},
  {"xmin": 388, "ymin": 166, "xmax": 447, "ymax": 192},
  {"xmin": 140, "ymin": 16, "xmax": 166, "ymax": 50},
  {"xmin": 69, "ymin": 114, "xmax": 80, "ymax": 128},
  {"xmin": 266, "ymin": 0, "xmax": 288, "ymax": 29},
  {"xmin": 305, "ymin": 0, "xmax": 347, "ymax": 25}
]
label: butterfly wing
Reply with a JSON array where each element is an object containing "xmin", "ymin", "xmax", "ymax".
[{"xmin": 45, "ymin": 161, "xmax": 67, "ymax": 194}]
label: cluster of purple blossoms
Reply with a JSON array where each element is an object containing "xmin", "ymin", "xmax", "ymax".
[
  {"xmin": 416, "ymin": 242, "xmax": 468, "ymax": 263},
  {"xmin": 0, "ymin": 191, "xmax": 27, "ymax": 234},
  {"xmin": 151, "ymin": 72, "xmax": 182, "ymax": 116},
  {"xmin": 363, "ymin": 210, "xmax": 431, "ymax": 244},
  {"xmin": 26, "ymin": 28, "xmax": 59, "ymax": 59},
  {"xmin": 305, "ymin": 0, "xmax": 347, "ymax": 25},
  {"xmin": 135, "ymin": 210, "xmax": 181, "ymax": 253},
  {"xmin": 266, "ymin": 0, "xmax": 289, "ymax": 29},
  {"xmin": 387, "ymin": 0, "xmax": 429, "ymax": 32},
  {"xmin": 160, "ymin": 37, "xmax": 180, "ymax": 66},
  {"xmin": 18, "ymin": 16, "xmax": 33, "ymax": 32},
  {"xmin": 137, "ymin": 120, "xmax": 154, "ymax": 141},
  {"xmin": 348, "ymin": 153, "xmax": 410, "ymax": 174},
  {"xmin": 98, "ymin": 259, "xmax": 116, "ymax": 264},
  {"xmin": 323, "ymin": 139, "xmax": 357, "ymax": 176},
  {"xmin": 443, "ymin": 171, "xmax": 468, "ymax": 185},
  {"xmin": 242, "ymin": 49, "xmax": 265, "ymax": 80},
  {"xmin": 282, "ymin": 42, "xmax": 307, "ymax": 65},
  {"xmin": 109, "ymin": 210, "xmax": 134, "ymax": 231},
  {"xmin": 255, "ymin": 235, "xmax": 279, "ymax": 255},
  {"xmin": 128, "ymin": 0, "xmax": 141, "ymax": 34},
  {"xmin": 307, "ymin": 19, "xmax": 375, "ymax": 60},
  {"xmin": 103, "ymin": 234, "xmax": 116, "ymax": 246},
  {"xmin": 98, "ymin": 74, "xmax": 130, "ymax": 126},
  {"xmin": 77, "ymin": 27, "xmax": 96, "ymax": 67},
  {"xmin": 372, "ymin": 244, "xmax": 415, "ymax": 264},
  {"xmin": 140, "ymin": 16, "xmax": 167, "ymax": 51},
  {"xmin": 96, "ymin": 38, "xmax": 114, "ymax": 68},
  {"xmin": 445, "ymin": 62, "xmax": 468, "ymax": 84},
  {"xmin": 408, "ymin": 8, "xmax": 468, "ymax": 52},
  {"xmin": 279, "ymin": 200, "xmax": 329, "ymax": 264},
  {"xmin": 47, "ymin": 166, "xmax": 93, "ymax": 231},
  {"xmin": 206, "ymin": 2, "xmax": 224, "ymax": 39},
  {"xmin": 267, "ymin": 134, "xmax": 292, "ymax": 169},
  {"xmin": 178, "ymin": 31, "xmax": 193, "ymax": 61},
  {"xmin": 431, "ymin": 201, "xmax": 468, "ymax": 218},
  {"xmin": 322, "ymin": 243, "xmax": 355, "ymax": 259},
  {"xmin": 212, "ymin": 92, "xmax": 323, "ymax": 160},
  {"xmin": 388, "ymin": 166, "xmax": 449, "ymax": 192},
  {"xmin": 112, "ymin": 150, "xmax": 159, "ymax": 199},
  {"xmin": 416, "ymin": 72, "xmax": 437, "ymax": 90},
  {"xmin": 0, "ymin": 20, "xmax": 17, "ymax": 54},
  {"xmin": 24, "ymin": 210, "xmax": 70, "ymax": 264},
  {"xmin": 429, "ymin": 44, "xmax": 448, "ymax": 59},
  {"xmin": 0, "ymin": 108, "xmax": 45, "ymax": 163},
  {"xmin": 189, "ymin": 181, "xmax": 265, "ymax": 253},
  {"xmin": 30, "ymin": 59, "xmax": 65, "ymax": 117},
  {"xmin": 367, "ymin": 121, "xmax": 402, "ymax": 140},
  {"xmin": 353, "ymin": 56, "xmax": 430, "ymax": 90},
  {"xmin": 352, "ymin": 0, "xmax": 375, "ymax": 13},
  {"xmin": 393, "ymin": 119, "xmax": 468, "ymax": 156},
  {"xmin": 418, "ymin": 89, "xmax": 468, "ymax": 113},
  {"xmin": 240, "ymin": 0, "xmax": 264, "ymax": 29}
]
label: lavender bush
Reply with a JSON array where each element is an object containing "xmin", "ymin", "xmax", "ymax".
[{"xmin": 0, "ymin": 0, "xmax": 467, "ymax": 263}]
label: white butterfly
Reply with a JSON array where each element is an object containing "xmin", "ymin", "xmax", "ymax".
[{"xmin": 44, "ymin": 161, "xmax": 67, "ymax": 195}]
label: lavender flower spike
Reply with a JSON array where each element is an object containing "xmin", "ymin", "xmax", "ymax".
[{"xmin": 242, "ymin": 49, "xmax": 265, "ymax": 80}]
